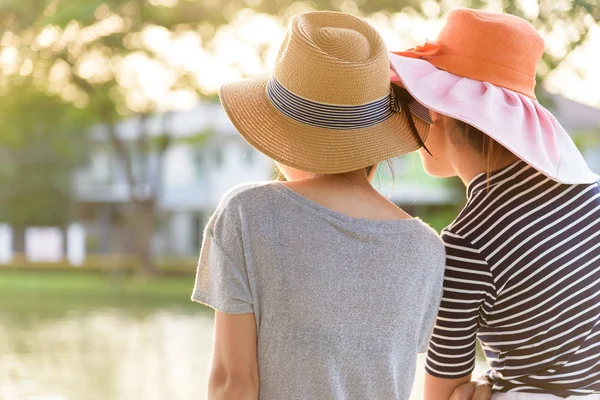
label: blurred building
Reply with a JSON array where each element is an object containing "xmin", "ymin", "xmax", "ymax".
[
  {"xmin": 72, "ymin": 93, "xmax": 600, "ymax": 257},
  {"xmin": 545, "ymin": 91, "xmax": 600, "ymax": 172},
  {"xmin": 73, "ymin": 104, "xmax": 273, "ymax": 257}
]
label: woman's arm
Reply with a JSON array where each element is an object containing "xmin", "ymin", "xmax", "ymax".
[
  {"xmin": 424, "ymin": 232, "xmax": 495, "ymax": 400},
  {"xmin": 448, "ymin": 378, "xmax": 493, "ymax": 400},
  {"xmin": 425, "ymin": 371, "xmax": 472, "ymax": 400},
  {"xmin": 209, "ymin": 311, "xmax": 259, "ymax": 400}
]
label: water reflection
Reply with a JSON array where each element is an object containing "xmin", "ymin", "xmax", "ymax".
[
  {"xmin": 0, "ymin": 309, "xmax": 213, "ymax": 400},
  {"xmin": 0, "ymin": 308, "xmax": 486, "ymax": 399}
]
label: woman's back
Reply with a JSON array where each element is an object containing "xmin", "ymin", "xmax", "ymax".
[
  {"xmin": 427, "ymin": 161, "xmax": 600, "ymax": 396},
  {"xmin": 193, "ymin": 182, "xmax": 445, "ymax": 399}
]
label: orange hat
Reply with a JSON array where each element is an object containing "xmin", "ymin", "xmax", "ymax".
[
  {"xmin": 396, "ymin": 9, "xmax": 545, "ymax": 99},
  {"xmin": 390, "ymin": 8, "xmax": 599, "ymax": 184}
]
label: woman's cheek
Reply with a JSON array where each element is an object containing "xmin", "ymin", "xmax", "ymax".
[{"xmin": 418, "ymin": 132, "xmax": 456, "ymax": 178}]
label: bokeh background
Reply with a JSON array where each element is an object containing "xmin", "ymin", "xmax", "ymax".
[{"xmin": 0, "ymin": 0, "xmax": 599, "ymax": 399}]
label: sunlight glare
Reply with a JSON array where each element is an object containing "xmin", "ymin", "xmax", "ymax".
[
  {"xmin": 517, "ymin": 0, "xmax": 539, "ymax": 19},
  {"xmin": 211, "ymin": 11, "xmax": 284, "ymax": 76},
  {"xmin": 56, "ymin": 6, "xmax": 599, "ymax": 112},
  {"xmin": 157, "ymin": 90, "xmax": 199, "ymax": 112},
  {"xmin": 61, "ymin": 84, "xmax": 81, "ymax": 102},
  {"xmin": 1, "ymin": 31, "xmax": 18, "ymax": 47},
  {"xmin": 282, "ymin": 2, "xmax": 315, "ymax": 18},
  {"xmin": 164, "ymin": 32, "xmax": 203, "ymax": 69},
  {"xmin": 235, "ymin": 11, "xmax": 285, "ymax": 47},
  {"xmin": 124, "ymin": 87, "xmax": 150, "ymax": 112},
  {"xmin": 76, "ymin": 50, "xmax": 113, "ymax": 83},
  {"xmin": 382, "ymin": 13, "xmax": 443, "ymax": 50},
  {"xmin": 546, "ymin": 25, "xmax": 600, "ymax": 107},
  {"xmin": 212, "ymin": 27, "xmax": 266, "ymax": 76},
  {"xmin": 119, "ymin": 52, "xmax": 178, "ymax": 110},
  {"xmin": 543, "ymin": 21, "xmax": 570, "ymax": 59},
  {"xmin": 19, "ymin": 59, "xmax": 33, "ymax": 76},
  {"xmin": 49, "ymin": 59, "xmax": 71, "ymax": 83},
  {"xmin": 421, "ymin": 0, "xmax": 441, "ymax": 18},
  {"xmin": 148, "ymin": 0, "xmax": 179, "ymax": 7},
  {"xmin": 80, "ymin": 15, "xmax": 125, "ymax": 44},
  {"xmin": 0, "ymin": 47, "xmax": 18, "ymax": 75},
  {"xmin": 36, "ymin": 26, "xmax": 60, "ymax": 48},
  {"xmin": 95, "ymin": 4, "xmax": 111, "ymax": 20},
  {"xmin": 339, "ymin": 1, "xmax": 359, "ymax": 15},
  {"xmin": 194, "ymin": 53, "xmax": 241, "ymax": 94},
  {"xmin": 142, "ymin": 25, "xmax": 172, "ymax": 56}
]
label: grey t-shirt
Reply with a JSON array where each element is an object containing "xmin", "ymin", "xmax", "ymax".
[{"xmin": 192, "ymin": 182, "xmax": 445, "ymax": 400}]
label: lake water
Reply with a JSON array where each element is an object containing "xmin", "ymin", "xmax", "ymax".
[{"xmin": 0, "ymin": 307, "xmax": 487, "ymax": 400}]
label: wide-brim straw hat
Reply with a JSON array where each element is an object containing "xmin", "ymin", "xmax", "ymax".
[
  {"xmin": 390, "ymin": 8, "xmax": 599, "ymax": 184},
  {"xmin": 220, "ymin": 11, "xmax": 431, "ymax": 174}
]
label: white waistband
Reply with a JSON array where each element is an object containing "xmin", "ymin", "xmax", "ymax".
[{"xmin": 493, "ymin": 393, "xmax": 600, "ymax": 400}]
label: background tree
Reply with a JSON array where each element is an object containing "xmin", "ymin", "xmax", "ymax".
[
  {"xmin": 0, "ymin": 0, "xmax": 597, "ymax": 273},
  {"xmin": 0, "ymin": 80, "xmax": 91, "ymax": 250},
  {"xmin": 2, "ymin": 0, "xmax": 206, "ymax": 274}
]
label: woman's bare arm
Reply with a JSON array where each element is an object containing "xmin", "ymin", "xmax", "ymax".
[
  {"xmin": 209, "ymin": 311, "xmax": 259, "ymax": 400},
  {"xmin": 448, "ymin": 378, "xmax": 493, "ymax": 400},
  {"xmin": 425, "ymin": 371, "xmax": 472, "ymax": 400}
]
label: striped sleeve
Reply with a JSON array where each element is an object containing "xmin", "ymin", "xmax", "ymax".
[{"xmin": 425, "ymin": 230, "xmax": 496, "ymax": 379}]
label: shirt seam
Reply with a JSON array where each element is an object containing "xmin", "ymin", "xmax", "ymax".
[
  {"xmin": 443, "ymin": 229, "xmax": 498, "ymax": 305},
  {"xmin": 204, "ymin": 227, "xmax": 255, "ymax": 308}
]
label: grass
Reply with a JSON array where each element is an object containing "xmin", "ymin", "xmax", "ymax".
[{"xmin": 0, "ymin": 268, "xmax": 207, "ymax": 317}]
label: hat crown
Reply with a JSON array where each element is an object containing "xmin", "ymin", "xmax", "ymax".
[
  {"xmin": 314, "ymin": 27, "xmax": 371, "ymax": 62},
  {"xmin": 273, "ymin": 11, "xmax": 391, "ymax": 105},
  {"xmin": 433, "ymin": 8, "xmax": 545, "ymax": 97},
  {"xmin": 438, "ymin": 8, "xmax": 545, "ymax": 76}
]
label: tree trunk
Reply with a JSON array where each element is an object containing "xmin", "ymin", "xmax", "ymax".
[
  {"xmin": 13, "ymin": 225, "xmax": 25, "ymax": 253},
  {"xmin": 132, "ymin": 199, "xmax": 156, "ymax": 276},
  {"xmin": 101, "ymin": 111, "xmax": 170, "ymax": 278},
  {"xmin": 132, "ymin": 198, "xmax": 157, "ymax": 277}
]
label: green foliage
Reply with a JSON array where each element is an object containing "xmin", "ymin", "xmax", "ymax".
[
  {"xmin": 572, "ymin": 128, "xmax": 600, "ymax": 148},
  {"xmin": 0, "ymin": 81, "xmax": 93, "ymax": 226},
  {"xmin": 0, "ymin": 269, "xmax": 201, "ymax": 314},
  {"xmin": 416, "ymin": 204, "xmax": 463, "ymax": 232}
]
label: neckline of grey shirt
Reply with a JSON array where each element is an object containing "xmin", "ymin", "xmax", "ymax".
[{"xmin": 269, "ymin": 182, "xmax": 423, "ymax": 234}]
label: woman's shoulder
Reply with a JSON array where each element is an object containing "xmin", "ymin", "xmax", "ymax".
[
  {"xmin": 208, "ymin": 181, "xmax": 280, "ymax": 230},
  {"xmin": 413, "ymin": 218, "xmax": 442, "ymax": 237},
  {"xmin": 409, "ymin": 220, "xmax": 446, "ymax": 268},
  {"xmin": 408, "ymin": 218, "xmax": 444, "ymax": 243},
  {"xmin": 216, "ymin": 181, "xmax": 284, "ymax": 210}
]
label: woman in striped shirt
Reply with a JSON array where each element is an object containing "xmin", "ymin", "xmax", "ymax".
[{"xmin": 390, "ymin": 8, "xmax": 600, "ymax": 400}]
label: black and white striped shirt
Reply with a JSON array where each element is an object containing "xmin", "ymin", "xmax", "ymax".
[{"xmin": 426, "ymin": 161, "xmax": 600, "ymax": 397}]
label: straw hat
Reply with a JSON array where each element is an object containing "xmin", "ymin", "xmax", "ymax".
[
  {"xmin": 390, "ymin": 8, "xmax": 599, "ymax": 184},
  {"xmin": 220, "ymin": 11, "xmax": 431, "ymax": 174}
]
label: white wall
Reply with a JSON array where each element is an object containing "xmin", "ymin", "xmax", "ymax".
[{"xmin": 205, "ymin": 142, "xmax": 272, "ymax": 208}]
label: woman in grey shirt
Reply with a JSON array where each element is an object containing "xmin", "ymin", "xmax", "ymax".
[{"xmin": 192, "ymin": 11, "xmax": 445, "ymax": 400}]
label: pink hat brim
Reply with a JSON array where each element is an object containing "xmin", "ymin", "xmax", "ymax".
[{"xmin": 390, "ymin": 53, "xmax": 599, "ymax": 184}]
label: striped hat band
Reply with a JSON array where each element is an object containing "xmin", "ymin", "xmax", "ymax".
[{"xmin": 266, "ymin": 76, "xmax": 432, "ymax": 130}]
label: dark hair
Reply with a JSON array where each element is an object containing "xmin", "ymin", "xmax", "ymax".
[
  {"xmin": 390, "ymin": 84, "xmax": 432, "ymax": 156},
  {"xmin": 453, "ymin": 119, "xmax": 513, "ymax": 178}
]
